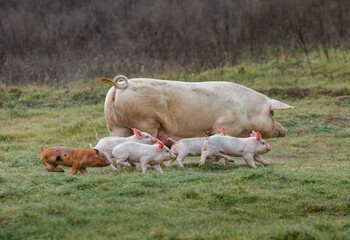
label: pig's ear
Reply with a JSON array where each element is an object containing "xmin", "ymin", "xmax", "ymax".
[
  {"xmin": 93, "ymin": 149, "xmax": 99, "ymax": 156},
  {"xmin": 133, "ymin": 129, "xmax": 142, "ymax": 139},
  {"xmin": 269, "ymin": 99, "xmax": 294, "ymax": 110},
  {"xmin": 158, "ymin": 141, "xmax": 164, "ymax": 150},
  {"xmin": 256, "ymin": 132, "xmax": 261, "ymax": 142},
  {"xmin": 215, "ymin": 128, "xmax": 221, "ymax": 134},
  {"xmin": 221, "ymin": 127, "xmax": 227, "ymax": 135},
  {"xmin": 250, "ymin": 130, "xmax": 257, "ymax": 137}
]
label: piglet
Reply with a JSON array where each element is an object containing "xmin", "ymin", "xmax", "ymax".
[
  {"xmin": 199, "ymin": 131, "xmax": 272, "ymax": 168},
  {"xmin": 40, "ymin": 139, "xmax": 111, "ymax": 175},
  {"xmin": 112, "ymin": 141, "xmax": 176, "ymax": 173},
  {"xmin": 167, "ymin": 127, "xmax": 232, "ymax": 168},
  {"xmin": 93, "ymin": 128, "xmax": 157, "ymax": 171}
]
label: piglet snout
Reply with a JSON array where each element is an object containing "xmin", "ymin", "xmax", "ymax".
[{"xmin": 267, "ymin": 146, "xmax": 272, "ymax": 151}]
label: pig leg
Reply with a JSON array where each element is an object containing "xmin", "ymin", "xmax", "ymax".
[
  {"xmin": 210, "ymin": 157, "xmax": 231, "ymax": 165},
  {"xmin": 41, "ymin": 158, "xmax": 65, "ymax": 172},
  {"xmin": 79, "ymin": 167, "xmax": 88, "ymax": 175},
  {"xmin": 199, "ymin": 151, "xmax": 212, "ymax": 167},
  {"xmin": 214, "ymin": 153, "xmax": 235, "ymax": 164},
  {"xmin": 108, "ymin": 163, "xmax": 119, "ymax": 171},
  {"xmin": 166, "ymin": 157, "xmax": 176, "ymax": 168},
  {"xmin": 109, "ymin": 125, "xmax": 133, "ymax": 137},
  {"xmin": 254, "ymin": 155, "xmax": 270, "ymax": 166},
  {"xmin": 115, "ymin": 158, "xmax": 132, "ymax": 168},
  {"xmin": 242, "ymin": 153, "xmax": 257, "ymax": 169},
  {"xmin": 172, "ymin": 154, "xmax": 186, "ymax": 168},
  {"xmin": 71, "ymin": 161, "xmax": 82, "ymax": 175},
  {"xmin": 140, "ymin": 158, "xmax": 150, "ymax": 173},
  {"xmin": 151, "ymin": 164, "xmax": 163, "ymax": 173}
]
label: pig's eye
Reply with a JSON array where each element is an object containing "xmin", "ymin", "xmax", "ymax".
[
  {"xmin": 261, "ymin": 141, "xmax": 265, "ymax": 145},
  {"xmin": 270, "ymin": 110, "xmax": 274, "ymax": 117},
  {"xmin": 146, "ymin": 136, "xmax": 149, "ymax": 138},
  {"xmin": 102, "ymin": 156, "xmax": 105, "ymax": 158}
]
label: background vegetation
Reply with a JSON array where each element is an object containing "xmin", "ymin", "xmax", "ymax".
[{"xmin": 0, "ymin": 0, "xmax": 349, "ymax": 86}]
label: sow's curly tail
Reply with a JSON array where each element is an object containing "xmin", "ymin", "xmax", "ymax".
[{"xmin": 99, "ymin": 75, "xmax": 129, "ymax": 89}]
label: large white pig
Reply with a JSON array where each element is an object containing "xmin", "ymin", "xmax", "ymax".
[{"xmin": 100, "ymin": 75, "xmax": 294, "ymax": 144}]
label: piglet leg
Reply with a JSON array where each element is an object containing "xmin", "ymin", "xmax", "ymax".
[
  {"xmin": 214, "ymin": 153, "xmax": 235, "ymax": 164},
  {"xmin": 71, "ymin": 162, "xmax": 82, "ymax": 175},
  {"xmin": 199, "ymin": 151, "xmax": 211, "ymax": 167},
  {"xmin": 79, "ymin": 168, "xmax": 88, "ymax": 175},
  {"xmin": 41, "ymin": 160, "xmax": 64, "ymax": 172},
  {"xmin": 140, "ymin": 158, "xmax": 149, "ymax": 173},
  {"xmin": 254, "ymin": 155, "xmax": 270, "ymax": 166},
  {"xmin": 151, "ymin": 164, "xmax": 163, "ymax": 173},
  {"xmin": 175, "ymin": 154, "xmax": 186, "ymax": 168},
  {"xmin": 115, "ymin": 158, "xmax": 132, "ymax": 168},
  {"xmin": 167, "ymin": 158, "xmax": 175, "ymax": 168},
  {"xmin": 242, "ymin": 153, "xmax": 257, "ymax": 169},
  {"xmin": 109, "ymin": 164, "xmax": 119, "ymax": 171}
]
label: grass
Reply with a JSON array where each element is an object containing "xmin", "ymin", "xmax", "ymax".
[{"xmin": 0, "ymin": 53, "xmax": 350, "ymax": 239}]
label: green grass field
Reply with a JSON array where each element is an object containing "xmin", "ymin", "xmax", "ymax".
[{"xmin": 1, "ymin": 54, "xmax": 350, "ymax": 239}]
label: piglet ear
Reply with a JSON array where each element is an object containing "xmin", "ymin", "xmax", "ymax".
[
  {"xmin": 158, "ymin": 141, "xmax": 164, "ymax": 150},
  {"xmin": 93, "ymin": 149, "xmax": 99, "ymax": 156},
  {"xmin": 221, "ymin": 127, "xmax": 227, "ymax": 135},
  {"xmin": 256, "ymin": 132, "xmax": 261, "ymax": 142},
  {"xmin": 269, "ymin": 99, "xmax": 294, "ymax": 110},
  {"xmin": 133, "ymin": 129, "xmax": 142, "ymax": 139},
  {"xmin": 215, "ymin": 128, "xmax": 221, "ymax": 134},
  {"xmin": 250, "ymin": 130, "xmax": 257, "ymax": 137}
]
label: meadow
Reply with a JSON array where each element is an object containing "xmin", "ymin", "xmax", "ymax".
[{"xmin": 0, "ymin": 54, "xmax": 350, "ymax": 239}]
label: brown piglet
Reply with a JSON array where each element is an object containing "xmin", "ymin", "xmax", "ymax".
[{"xmin": 40, "ymin": 139, "xmax": 111, "ymax": 175}]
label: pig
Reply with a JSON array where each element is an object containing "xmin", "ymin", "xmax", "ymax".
[
  {"xmin": 40, "ymin": 139, "xmax": 111, "ymax": 175},
  {"xmin": 199, "ymin": 130, "xmax": 272, "ymax": 169},
  {"xmin": 99, "ymin": 75, "xmax": 293, "ymax": 145},
  {"xmin": 166, "ymin": 127, "xmax": 233, "ymax": 168},
  {"xmin": 93, "ymin": 128, "xmax": 157, "ymax": 171},
  {"xmin": 112, "ymin": 141, "xmax": 176, "ymax": 173}
]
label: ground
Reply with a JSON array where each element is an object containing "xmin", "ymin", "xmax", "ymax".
[{"xmin": 0, "ymin": 53, "xmax": 350, "ymax": 239}]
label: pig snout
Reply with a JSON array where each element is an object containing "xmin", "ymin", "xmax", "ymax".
[
  {"xmin": 281, "ymin": 129, "xmax": 288, "ymax": 137},
  {"xmin": 267, "ymin": 145, "xmax": 272, "ymax": 152},
  {"xmin": 273, "ymin": 122, "xmax": 288, "ymax": 138}
]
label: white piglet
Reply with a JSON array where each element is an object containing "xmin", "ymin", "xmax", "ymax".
[
  {"xmin": 166, "ymin": 127, "xmax": 233, "ymax": 168},
  {"xmin": 112, "ymin": 141, "xmax": 176, "ymax": 173},
  {"xmin": 93, "ymin": 128, "xmax": 157, "ymax": 171},
  {"xmin": 199, "ymin": 131, "xmax": 272, "ymax": 168}
]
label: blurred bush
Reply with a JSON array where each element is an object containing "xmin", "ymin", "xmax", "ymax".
[{"xmin": 0, "ymin": 0, "xmax": 349, "ymax": 86}]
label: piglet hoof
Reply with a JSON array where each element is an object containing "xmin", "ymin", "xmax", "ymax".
[
  {"xmin": 198, "ymin": 162, "xmax": 202, "ymax": 168},
  {"xmin": 109, "ymin": 164, "xmax": 119, "ymax": 171},
  {"xmin": 264, "ymin": 162, "xmax": 271, "ymax": 166}
]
